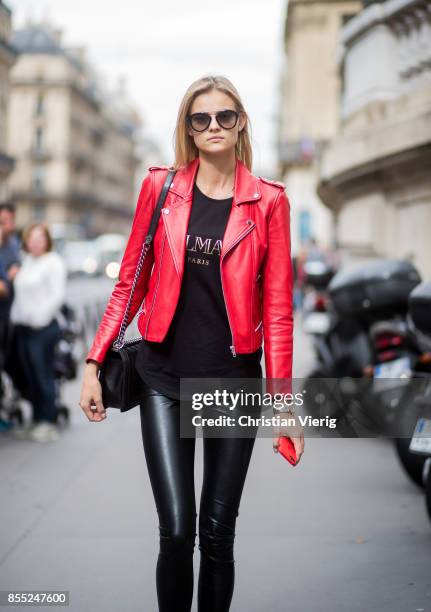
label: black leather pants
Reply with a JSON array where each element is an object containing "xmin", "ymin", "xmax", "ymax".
[{"xmin": 139, "ymin": 383, "xmax": 258, "ymax": 612}]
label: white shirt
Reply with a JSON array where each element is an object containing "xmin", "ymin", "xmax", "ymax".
[{"xmin": 10, "ymin": 251, "xmax": 67, "ymax": 329}]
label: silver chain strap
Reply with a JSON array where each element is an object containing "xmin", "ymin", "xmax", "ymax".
[
  {"xmin": 110, "ymin": 169, "xmax": 176, "ymax": 351},
  {"xmin": 112, "ymin": 236, "xmax": 153, "ymax": 350}
]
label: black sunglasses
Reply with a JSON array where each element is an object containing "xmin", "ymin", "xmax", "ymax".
[{"xmin": 186, "ymin": 109, "xmax": 240, "ymax": 132}]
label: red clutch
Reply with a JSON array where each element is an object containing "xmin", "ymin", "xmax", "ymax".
[{"xmin": 278, "ymin": 436, "xmax": 298, "ymax": 466}]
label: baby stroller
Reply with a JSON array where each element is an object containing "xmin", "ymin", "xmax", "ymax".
[{"xmin": 0, "ymin": 302, "xmax": 81, "ymax": 429}]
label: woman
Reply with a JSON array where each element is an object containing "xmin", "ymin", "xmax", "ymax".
[
  {"xmin": 80, "ymin": 74, "xmax": 304, "ymax": 611},
  {"xmin": 11, "ymin": 223, "xmax": 66, "ymax": 443}
]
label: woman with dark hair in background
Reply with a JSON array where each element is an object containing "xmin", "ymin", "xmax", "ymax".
[{"xmin": 80, "ymin": 74, "xmax": 304, "ymax": 611}]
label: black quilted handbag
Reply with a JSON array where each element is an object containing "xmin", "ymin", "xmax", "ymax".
[{"xmin": 98, "ymin": 168, "xmax": 177, "ymax": 411}]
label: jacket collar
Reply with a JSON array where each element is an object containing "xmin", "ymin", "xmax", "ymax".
[{"xmin": 168, "ymin": 156, "xmax": 261, "ymax": 206}]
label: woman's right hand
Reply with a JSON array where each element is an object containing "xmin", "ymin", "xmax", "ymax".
[{"xmin": 79, "ymin": 361, "xmax": 107, "ymax": 422}]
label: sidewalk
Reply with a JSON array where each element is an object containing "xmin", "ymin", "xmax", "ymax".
[
  {"xmin": 0, "ymin": 366, "xmax": 431, "ymax": 612},
  {"xmin": 0, "ymin": 312, "xmax": 430, "ymax": 611}
]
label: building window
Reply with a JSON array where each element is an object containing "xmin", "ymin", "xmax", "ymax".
[
  {"xmin": 299, "ymin": 210, "xmax": 312, "ymax": 243},
  {"xmin": 32, "ymin": 204, "xmax": 45, "ymax": 221},
  {"xmin": 32, "ymin": 164, "xmax": 45, "ymax": 192},
  {"xmin": 34, "ymin": 127, "xmax": 44, "ymax": 152},
  {"xmin": 0, "ymin": 93, "xmax": 6, "ymax": 145},
  {"xmin": 35, "ymin": 94, "xmax": 44, "ymax": 115}
]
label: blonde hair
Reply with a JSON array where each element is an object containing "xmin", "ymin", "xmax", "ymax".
[{"xmin": 172, "ymin": 74, "xmax": 253, "ymax": 171}]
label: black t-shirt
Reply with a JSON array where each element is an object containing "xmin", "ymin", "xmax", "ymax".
[{"xmin": 135, "ymin": 181, "xmax": 262, "ymax": 400}]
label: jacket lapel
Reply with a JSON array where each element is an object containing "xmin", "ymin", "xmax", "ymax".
[{"xmin": 161, "ymin": 156, "xmax": 262, "ymax": 279}]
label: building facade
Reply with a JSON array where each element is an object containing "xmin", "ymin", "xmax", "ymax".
[
  {"xmin": 317, "ymin": 0, "xmax": 431, "ymax": 277},
  {"xmin": 278, "ymin": 0, "xmax": 361, "ymax": 256},
  {"xmin": 7, "ymin": 22, "xmax": 141, "ymax": 237},
  {"xmin": 0, "ymin": 0, "xmax": 16, "ymax": 202}
]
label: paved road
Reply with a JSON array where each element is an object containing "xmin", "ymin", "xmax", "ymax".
[{"xmin": 1, "ymin": 285, "xmax": 430, "ymax": 611}]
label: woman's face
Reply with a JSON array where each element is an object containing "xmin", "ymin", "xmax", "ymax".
[
  {"xmin": 187, "ymin": 89, "xmax": 246, "ymax": 158},
  {"xmin": 26, "ymin": 226, "xmax": 48, "ymax": 257}
]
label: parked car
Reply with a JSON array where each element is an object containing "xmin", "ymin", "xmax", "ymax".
[
  {"xmin": 63, "ymin": 240, "xmax": 102, "ymax": 278},
  {"xmin": 94, "ymin": 233, "xmax": 127, "ymax": 280}
]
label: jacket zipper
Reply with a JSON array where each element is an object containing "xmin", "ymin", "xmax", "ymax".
[
  {"xmin": 220, "ymin": 221, "xmax": 256, "ymax": 358},
  {"xmin": 144, "ymin": 231, "xmax": 166, "ymax": 338}
]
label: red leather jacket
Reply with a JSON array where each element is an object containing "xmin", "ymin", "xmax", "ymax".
[{"xmin": 86, "ymin": 156, "xmax": 294, "ymax": 384}]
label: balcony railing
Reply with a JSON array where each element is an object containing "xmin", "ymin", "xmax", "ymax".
[
  {"xmin": 29, "ymin": 146, "xmax": 52, "ymax": 161},
  {"xmin": 0, "ymin": 152, "xmax": 15, "ymax": 175}
]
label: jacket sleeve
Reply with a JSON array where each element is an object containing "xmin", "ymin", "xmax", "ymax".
[
  {"xmin": 85, "ymin": 172, "xmax": 155, "ymax": 365},
  {"xmin": 262, "ymin": 188, "xmax": 294, "ymax": 398}
]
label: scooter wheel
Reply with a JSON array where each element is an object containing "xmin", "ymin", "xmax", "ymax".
[
  {"xmin": 425, "ymin": 460, "xmax": 431, "ymax": 523},
  {"xmin": 394, "ymin": 437, "xmax": 426, "ymax": 489}
]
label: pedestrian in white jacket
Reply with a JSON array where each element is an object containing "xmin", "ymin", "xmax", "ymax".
[{"xmin": 11, "ymin": 222, "xmax": 67, "ymax": 442}]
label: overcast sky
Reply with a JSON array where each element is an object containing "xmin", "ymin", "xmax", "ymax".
[{"xmin": 8, "ymin": 0, "xmax": 287, "ymax": 175}]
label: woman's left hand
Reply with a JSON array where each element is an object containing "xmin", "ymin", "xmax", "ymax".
[
  {"xmin": 272, "ymin": 413, "xmax": 305, "ymax": 464},
  {"xmin": 0, "ymin": 280, "xmax": 8, "ymax": 298}
]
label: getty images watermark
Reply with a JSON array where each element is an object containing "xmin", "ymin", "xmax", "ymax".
[
  {"xmin": 180, "ymin": 383, "xmax": 335, "ymax": 438},
  {"xmin": 177, "ymin": 376, "xmax": 431, "ymax": 439}
]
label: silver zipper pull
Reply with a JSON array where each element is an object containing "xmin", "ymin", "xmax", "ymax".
[{"xmin": 230, "ymin": 345, "xmax": 236, "ymax": 357}]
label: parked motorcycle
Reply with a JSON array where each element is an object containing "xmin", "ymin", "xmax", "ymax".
[
  {"xmin": 394, "ymin": 282, "xmax": 431, "ymax": 503},
  {"xmin": 304, "ymin": 259, "xmax": 422, "ymax": 434},
  {"xmin": 301, "ymin": 260, "xmax": 334, "ymax": 338}
]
